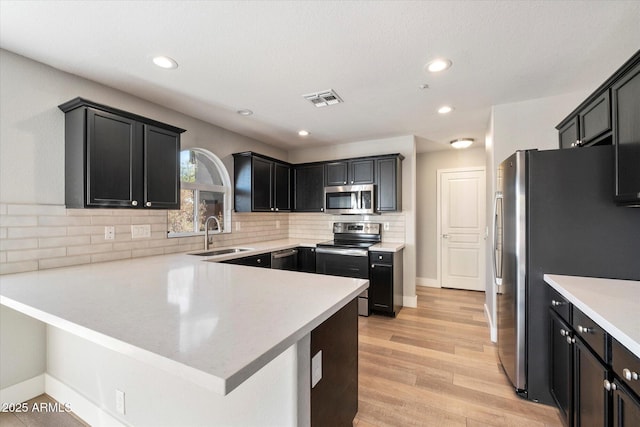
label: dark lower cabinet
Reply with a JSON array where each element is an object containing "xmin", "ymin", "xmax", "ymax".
[
  {"xmin": 59, "ymin": 97, "xmax": 184, "ymax": 209},
  {"xmin": 311, "ymin": 299, "xmax": 358, "ymax": 427},
  {"xmin": 222, "ymin": 253, "xmax": 271, "ymax": 268},
  {"xmin": 574, "ymin": 337, "xmax": 610, "ymax": 427},
  {"xmin": 550, "ymin": 310, "xmax": 573, "ymax": 427},
  {"xmin": 368, "ymin": 250, "xmax": 403, "ymax": 317},
  {"xmin": 613, "ymin": 380, "xmax": 640, "ymax": 427},
  {"xmin": 296, "ymin": 247, "xmax": 316, "ymax": 273}
]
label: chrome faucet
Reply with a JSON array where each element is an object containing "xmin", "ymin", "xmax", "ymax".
[{"xmin": 204, "ymin": 216, "xmax": 221, "ymax": 250}]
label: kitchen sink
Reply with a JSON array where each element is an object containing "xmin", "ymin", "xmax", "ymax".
[{"xmin": 189, "ymin": 248, "xmax": 252, "ymax": 257}]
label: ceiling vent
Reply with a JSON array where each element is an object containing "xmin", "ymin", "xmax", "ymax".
[{"xmin": 302, "ymin": 89, "xmax": 343, "ymax": 108}]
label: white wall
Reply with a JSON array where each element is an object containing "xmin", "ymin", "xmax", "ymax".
[
  {"xmin": 0, "ymin": 307, "xmax": 45, "ymax": 389},
  {"xmin": 289, "ymin": 136, "xmax": 418, "ymax": 307},
  {"xmin": 416, "ymin": 147, "xmax": 485, "ymax": 285},
  {"xmin": 484, "ymin": 89, "xmax": 589, "ymax": 340},
  {"xmin": 0, "ymin": 49, "xmax": 285, "ymax": 205}
]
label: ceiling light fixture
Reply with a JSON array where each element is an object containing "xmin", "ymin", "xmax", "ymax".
[
  {"xmin": 237, "ymin": 109, "xmax": 253, "ymax": 116},
  {"xmin": 425, "ymin": 58, "xmax": 452, "ymax": 73},
  {"xmin": 298, "ymin": 130, "xmax": 310, "ymax": 137},
  {"xmin": 152, "ymin": 56, "xmax": 178, "ymax": 69},
  {"xmin": 419, "ymin": 84, "xmax": 429, "ymax": 89},
  {"xmin": 450, "ymin": 138, "xmax": 474, "ymax": 149},
  {"xmin": 438, "ymin": 105, "xmax": 453, "ymax": 114}
]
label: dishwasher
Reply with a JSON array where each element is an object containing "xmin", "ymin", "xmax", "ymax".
[{"xmin": 271, "ymin": 248, "xmax": 298, "ymax": 271}]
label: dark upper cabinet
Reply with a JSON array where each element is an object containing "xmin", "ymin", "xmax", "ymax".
[
  {"xmin": 559, "ymin": 117, "xmax": 580, "ymax": 149},
  {"xmin": 612, "ymin": 59, "xmax": 640, "ymax": 206},
  {"xmin": 59, "ymin": 97, "xmax": 184, "ymax": 209},
  {"xmin": 233, "ymin": 152, "xmax": 291, "ymax": 212},
  {"xmin": 325, "ymin": 159, "xmax": 374, "ymax": 186},
  {"xmin": 293, "ymin": 163, "xmax": 325, "ymax": 212},
  {"xmin": 376, "ymin": 156, "xmax": 402, "ymax": 212}
]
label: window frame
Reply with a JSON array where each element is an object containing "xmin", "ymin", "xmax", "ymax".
[{"xmin": 167, "ymin": 148, "xmax": 232, "ymax": 238}]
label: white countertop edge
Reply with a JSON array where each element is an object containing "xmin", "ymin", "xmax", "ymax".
[
  {"xmin": 543, "ymin": 274, "xmax": 640, "ymax": 358},
  {"xmin": 370, "ymin": 243, "xmax": 405, "ymax": 252},
  {"xmin": 1, "ymin": 280, "xmax": 369, "ymax": 395}
]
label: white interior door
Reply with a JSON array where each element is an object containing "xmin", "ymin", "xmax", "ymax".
[{"xmin": 440, "ymin": 169, "xmax": 486, "ymax": 291}]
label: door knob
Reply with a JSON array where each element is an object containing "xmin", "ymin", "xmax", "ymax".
[{"xmin": 442, "ymin": 234, "xmax": 449, "ymax": 239}]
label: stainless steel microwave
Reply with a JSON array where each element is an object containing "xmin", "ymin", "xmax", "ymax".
[{"xmin": 324, "ymin": 184, "xmax": 376, "ymax": 214}]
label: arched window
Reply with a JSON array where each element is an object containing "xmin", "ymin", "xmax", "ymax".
[{"xmin": 168, "ymin": 148, "xmax": 232, "ymax": 236}]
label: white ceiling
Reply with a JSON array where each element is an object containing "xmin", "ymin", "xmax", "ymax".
[{"xmin": 1, "ymin": 1, "xmax": 639, "ymax": 153}]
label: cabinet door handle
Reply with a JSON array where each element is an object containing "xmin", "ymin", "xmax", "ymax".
[
  {"xmin": 320, "ymin": 208, "xmax": 324, "ymax": 212},
  {"xmin": 560, "ymin": 329, "xmax": 567, "ymax": 337},
  {"xmin": 603, "ymin": 379, "xmax": 617, "ymax": 391},
  {"xmin": 343, "ymin": 181, "xmax": 347, "ymax": 185},
  {"xmin": 131, "ymin": 200, "xmax": 138, "ymax": 206},
  {"xmin": 371, "ymin": 265, "xmax": 375, "ymax": 268},
  {"xmin": 275, "ymin": 208, "xmax": 279, "ymax": 211},
  {"xmin": 577, "ymin": 325, "xmax": 593, "ymax": 334},
  {"xmin": 145, "ymin": 202, "xmax": 152, "ymax": 207},
  {"xmin": 623, "ymin": 368, "xmax": 639, "ymax": 381},
  {"xmin": 566, "ymin": 336, "xmax": 575, "ymax": 345},
  {"xmin": 551, "ymin": 300, "xmax": 566, "ymax": 307},
  {"xmin": 257, "ymin": 259, "xmax": 262, "ymax": 264}
]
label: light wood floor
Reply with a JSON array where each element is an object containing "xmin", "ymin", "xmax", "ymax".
[{"xmin": 353, "ymin": 286, "xmax": 563, "ymax": 427}]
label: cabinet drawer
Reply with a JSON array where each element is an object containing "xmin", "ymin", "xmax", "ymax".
[
  {"xmin": 572, "ymin": 308, "xmax": 608, "ymax": 363},
  {"xmin": 548, "ymin": 286, "xmax": 571, "ymax": 323},
  {"xmin": 369, "ymin": 251, "xmax": 392, "ymax": 264},
  {"xmin": 612, "ymin": 338, "xmax": 640, "ymax": 397}
]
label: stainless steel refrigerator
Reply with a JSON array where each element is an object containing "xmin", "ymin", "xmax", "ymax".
[{"xmin": 494, "ymin": 145, "xmax": 640, "ymax": 404}]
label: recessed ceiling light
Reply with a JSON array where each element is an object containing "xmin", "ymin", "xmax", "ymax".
[
  {"xmin": 425, "ymin": 58, "xmax": 452, "ymax": 73},
  {"xmin": 450, "ymin": 138, "xmax": 474, "ymax": 149},
  {"xmin": 298, "ymin": 130, "xmax": 310, "ymax": 137},
  {"xmin": 419, "ymin": 84, "xmax": 429, "ymax": 90},
  {"xmin": 152, "ymin": 56, "xmax": 178, "ymax": 69},
  {"xmin": 438, "ymin": 105, "xmax": 453, "ymax": 114},
  {"xmin": 237, "ymin": 109, "xmax": 253, "ymax": 116}
]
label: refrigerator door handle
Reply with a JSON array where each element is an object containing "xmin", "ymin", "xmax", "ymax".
[{"xmin": 493, "ymin": 191, "xmax": 503, "ymax": 289}]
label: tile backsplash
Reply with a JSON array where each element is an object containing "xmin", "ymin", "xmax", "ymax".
[{"xmin": 0, "ymin": 203, "xmax": 405, "ymax": 275}]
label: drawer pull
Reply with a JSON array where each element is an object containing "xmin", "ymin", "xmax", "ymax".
[
  {"xmin": 577, "ymin": 325, "xmax": 593, "ymax": 334},
  {"xmin": 551, "ymin": 300, "xmax": 566, "ymax": 307},
  {"xmin": 566, "ymin": 336, "xmax": 575, "ymax": 345},
  {"xmin": 623, "ymin": 368, "xmax": 639, "ymax": 381},
  {"xmin": 603, "ymin": 379, "xmax": 617, "ymax": 391}
]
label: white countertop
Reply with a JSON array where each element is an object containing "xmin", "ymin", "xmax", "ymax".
[
  {"xmin": 544, "ymin": 274, "xmax": 640, "ymax": 357},
  {"xmin": 370, "ymin": 242, "xmax": 405, "ymax": 252},
  {"xmin": 0, "ymin": 251, "xmax": 368, "ymax": 395}
]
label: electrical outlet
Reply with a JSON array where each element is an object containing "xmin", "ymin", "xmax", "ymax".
[
  {"xmin": 131, "ymin": 224, "xmax": 151, "ymax": 239},
  {"xmin": 384, "ymin": 222, "xmax": 390, "ymax": 231},
  {"xmin": 104, "ymin": 226, "xmax": 115, "ymax": 240},
  {"xmin": 115, "ymin": 389, "xmax": 125, "ymax": 415}
]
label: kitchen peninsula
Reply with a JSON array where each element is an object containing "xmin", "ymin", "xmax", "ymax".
[{"xmin": 0, "ymin": 247, "xmax": 368, "ymax": 426}]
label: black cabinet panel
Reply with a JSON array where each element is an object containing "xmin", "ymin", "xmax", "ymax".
[
  {"xmin": 612, "ymin": 338, "xmax": 640, "ymax": 397},
  {"xmin": 580, "ymin": 91, "xmax": 611, "ymax": 144},
  {"xmin": 559, "ymin": 118, "xmax": 580, "ymax": 149},
  {"xmin": 574, "ymin": 338, "xmax": 610, "ymax": 427},
  {"xmin": 325, "ymin": 161, "xmax": 349, "ymax": 186},
  {"xmin": 376, "ymin": 156, "xmax": 402, "ymax": 212},
  {"xmin": 296, "ymin": 247, "xmax": 316, "ymax": 273},
  {"xmin": 311, "ymin": 299, "xmax": 358, "ymax": 427},
  {"xmin": 233, "ymin": 152, "xmax": 291, "ymax": 212},
  {"xmin": 87, "ymin": 109, "xmax": 138, "ymax": 207},
  {"xmin": 612, "ymin": 60, "xmax": 640, "ymax": 205},
  {"xmin": 368, "ymin": 251, "xmax": 402, "ymax": 317},
  {"xmin": 273, "ymin": 162, "xmax": 291, "ymax": 211},
  {"xmin": 294, "ymin": 164, "xmax": 325, "ymax": 212},
  {"xmin": 60, "ymin": 98, "xmax": 184, "ymax": 210},
  {"xmin": 549, "ymin": 310, "xmax": 573, "ymax": 427},
  {"xmin": 144, "ymin": 125, "xmax": 180, "ymax": 209},
  {"xmin": 222, "ymin": 253, "xmax": 271, "ymax": 268},
  {"xmin": 251, "ymin": 157, "xmax": 273, "ymax": 211},
  {"xmin": 613, "ymin": 380, "xmax": 640, "ymax": 427}
]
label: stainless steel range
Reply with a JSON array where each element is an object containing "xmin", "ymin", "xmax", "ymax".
[{"xmin": 315, "ymin": 222, "xmax": 381, "ymax": 316}]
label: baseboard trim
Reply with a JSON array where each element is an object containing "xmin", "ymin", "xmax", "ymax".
[
  {"xmin": 0, "ymin": 374, "xmax": 45, "ymax": 404},
  {"xmin": 416, "ymin": 277, "xmax": 440, "ymax": 288},
  {"xmin": 484, "ymin": 303, "xmax": 497, "ymax": 343},
  {"xmin": 403, "ymin": 295, "xmax": 417, "ymax": 308},
  {"xmin": 45, "ymin": 374, "xmax": 124, "ymax": 427}
]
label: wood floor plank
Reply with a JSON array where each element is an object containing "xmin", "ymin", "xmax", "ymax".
[{"xmin": 353, "ymin": 286, "xmax": 562, "ymax": 427}]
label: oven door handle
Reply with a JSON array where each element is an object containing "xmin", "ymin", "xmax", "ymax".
[{"xmin": 315, "ymin": 247, "xmax": 369, "ymax": 257}]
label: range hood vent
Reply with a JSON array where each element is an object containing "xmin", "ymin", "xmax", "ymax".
[{"xmin": 302, "ymin": 89, "xmax": 343, "ymax": 108}]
